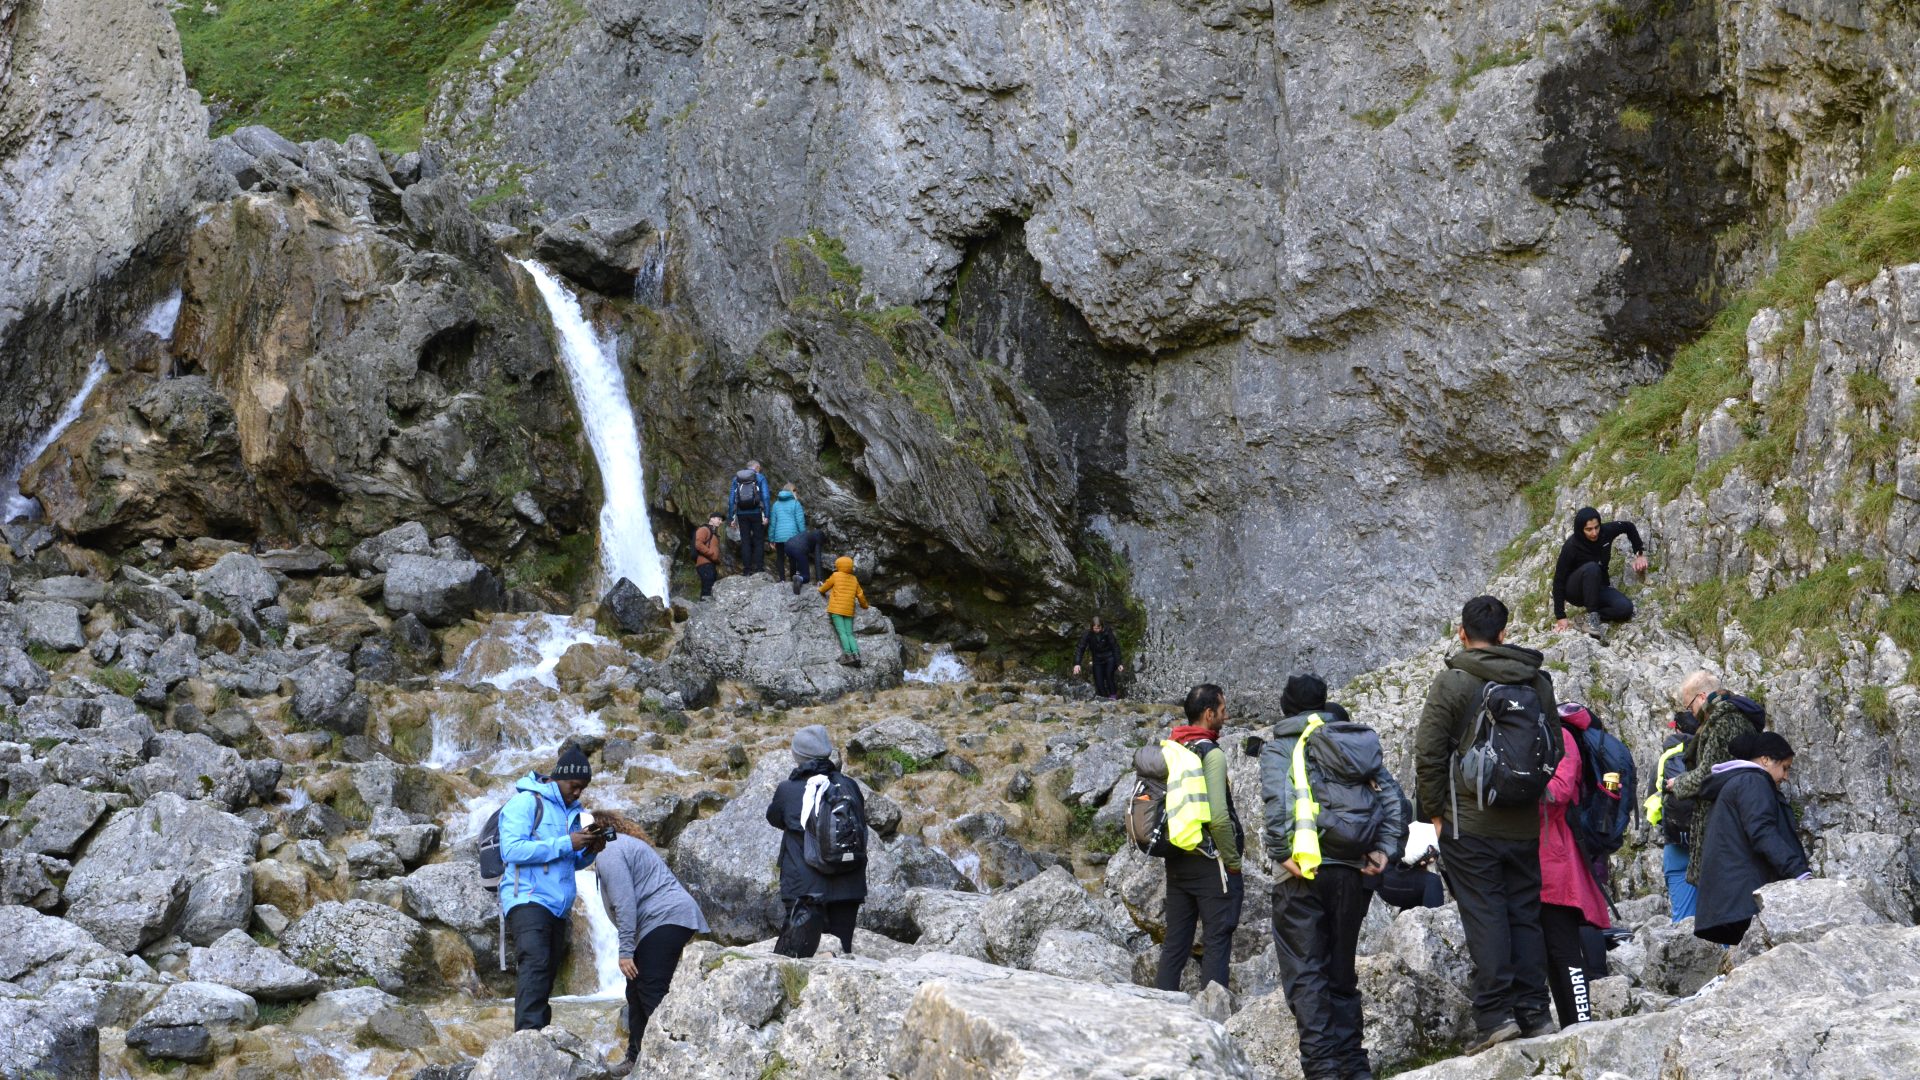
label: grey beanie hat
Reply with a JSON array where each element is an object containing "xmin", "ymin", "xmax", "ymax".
[{"xmin": 792, "ymin": 724, "xmax": 834, "ymax": 762}]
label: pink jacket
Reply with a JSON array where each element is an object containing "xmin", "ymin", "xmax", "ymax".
[{"xmin": 1539, "ymin": 716, "xmax": 1610, "ymax": 927}]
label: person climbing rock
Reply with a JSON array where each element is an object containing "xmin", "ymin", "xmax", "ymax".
[
  {"xmin": 693, "ymin": 513, "xmax": 723, "ymax": 599},
  {"xmin": 1258, "ymin": 673, "xmax": 1406, "ymax": 1080},
  {"xmin": 1414, "ymin": 595, "xmax": 1562, "ymax": 1053},
  {"xmin": 1646, "ymin": 709, "xmax": 1702, "ymax": 921},
  {"xmin": 767, "ymin": 725, "xmax": 868, "ymax": 958},
  {"xmin": 783, "ymin": 526, "xmax": 826, "ymax": 595},
  {"xmin": 1072, "ymin": 615, "xmax": 1125, "ymax": 699},
  {"xmin": 1552, "ymin": 507, "xmax": 1647, "ymax": 640},
  {"xmin": 768, "ymin": 483, "xmax": 807, "ymax": 584},
  {"xmin": 817, "ymin": 555, "xmax": 869, "ymax": 666},
  {"xmin": 498, "ymin": 745, "xmax": 606, "ymax": 1032},
  {"xmin": 591, "ymin": 812, "xmax": 708, "ymax": 1076},
  {"xmin": 727, "ymin": 463, "xmax": 771, "ymax": 575},
  {"xmin": 1692, "ymin": 731, "xmax": 1810, "ymax": 946},
  {"xmin": 1155, "ymin": 683, "xmax": 1243, "ymax": 993},
  {"xmin": 1665, "ymin": 671, "xmax": 1768, "ymax": 888},
  {"xmin": 1539, "ymin": 703, "xmax": 1610, "ymax": 1030}
]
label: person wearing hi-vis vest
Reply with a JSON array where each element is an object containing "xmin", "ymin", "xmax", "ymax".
[
  {"xmin": 1153, "ymin": 683, "xmax": 1244, "ymax": 992},
  {"xmin": 1259, "ymin": 674, "xmax": 1408, "ymax": 1080}
]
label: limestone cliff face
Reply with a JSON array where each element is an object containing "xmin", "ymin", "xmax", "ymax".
[
  {"xmin": 431, "ymin": 0, "xmax": 1919, "ymax": 690},
  {"xmin": 0, "ymin": 0, "xmax": 220, "ymax": 485}
]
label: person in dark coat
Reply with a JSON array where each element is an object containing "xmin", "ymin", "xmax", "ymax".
[
  {"xmin": 1551, "ymin": 507, "xmax": 1647, "ymax": 639},
  {"xmin": 782, "ymin": 526, "xmax": 827, "ymax": 595},
  {"xmin": 766, "ymin": 725, "xmax": 868, "ymax": 956},
  {"xmin": 1073, "ymin": 615, "xmax": 1125, "ymax": 699},
  {"xmin": 1693, "ymin": 731, "xmax": 1810, "ymax": 946}
]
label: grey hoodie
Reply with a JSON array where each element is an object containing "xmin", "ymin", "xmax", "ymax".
[{"xmin": 595, "ymin": 833, "xmax": 708, "ymax": 957}]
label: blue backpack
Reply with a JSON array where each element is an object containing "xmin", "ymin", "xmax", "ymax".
[{"xmin": 1571, "ymin": 719, "xmax": 1636, "ymax": 857}]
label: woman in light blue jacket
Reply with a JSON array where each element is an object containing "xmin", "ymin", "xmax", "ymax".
[
  {"xmin": 768, "ymin": 483, "xmax": 807, "ymax": 583},
  {"xmin": 594, "ymin": 812, "xmax": 709, "ymax": 1076}
]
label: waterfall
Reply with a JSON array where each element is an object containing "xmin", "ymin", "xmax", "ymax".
[
  {"xmin": 142, "ymin": 290, "xmax": 183, "ymax": 339},
  {"xmin": 2, "ymin": 350, "xmax": 109, "ymax": 523},
  {"xmin": 906, "ymin": 644, "xmax": 972, "ymax": 684},
  {"xmin": 516, "ymin": 259, "xmax": 669, "ymax": 603}
]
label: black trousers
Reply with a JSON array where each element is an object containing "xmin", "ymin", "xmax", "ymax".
[
  {"xmin": 774, "ymin": 898, "xmax": 858, "ymax": 958},
  {"xmin": 508, "ymin": 902, "xmax": 570, "ymax": 1031},
  {"xmin": 1567, "ymin": 562, "xmax": 1633, "ymax": 622},
  {"xmin": 780, "ymin": 539, "xmax": 817, "ymax": 583},
  {"xmin": 1156, "ymin": 859, "xmax": 1242, "ymax": 991},
  {"xmin": 696, "ymin": 563, "xmax": 717, "ymax": 597},
  {"xmin": 737, "ymin": 516, "xmax": 767, "ymax": 573},
  {"xmin": 1540, "ymin": 904, "xmax": 1596, "ymax": 1028},
  {"xmin": 1271, "ymin": 866, "xmax": 1372, "ymax": 1080},
  {"xmin": 1091, "ymin": 657, "xmax": 1120, "ymax": 698},
  {"xmin": 1439, "ymin": 832, "xmax": 1551, "ymax": 1032},
  {"xmin": 624, "ymin": 923, "xmax": 697, "ymax": 1060}
]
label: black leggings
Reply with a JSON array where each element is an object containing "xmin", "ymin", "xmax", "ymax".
[
  {"xmin": 1567, "ymin": 562, "xmax": 1633, "ymax": 622},
  {"xmin": 625, "ymin": 923, "xmax": 697, "ymax": 1060},
  {"xmin": 1541, "ymin": 903, "xmax": 1599, "ymax": 1028}
]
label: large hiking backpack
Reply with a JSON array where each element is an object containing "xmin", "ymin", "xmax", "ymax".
[
  {"xmin": 1126, "ymin": 743, "xmax": 1179, "ymax": 857},
  {"xmin": 1570, "ymin": 718, "xmax": 1637, "ymax": 857},
  {"xmin": 1301, "ymin": 719, "xmax": 1390, "ymax": 862},
  {"xmin": 801, "ymin": 772, "xmax": 868, "ymax": 874},
  {"xmin": 477, "ymin": 789, "xmax": 546, "ymax": 888},
  {"xmin": 732, "ymin": 475, "xmax": 763, "ymax": 512},
  {"xmin": 1452, "ymin": 680, "xmax": 1561, "ymax": 820}
]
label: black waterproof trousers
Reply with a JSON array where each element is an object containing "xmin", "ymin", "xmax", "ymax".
[
  {"xmin": 737, "ymin": 515, "xmax": 767, "ymax": 573},
  {"xmin": 774, "ymin": 898, "xmax": 859, "ymax": 958},
  {"xmin": 1271, "ymin": 865, "xmax": 1373, "ymax": 1080},
  {"xmin": 1439, "ymin": 832, "xmax": 1552, "ymax": 1033},
  {"xmin": 1540, "ymin": 903, "xmax": 1597, "ymax": 1028},
  {"xmin": 1567, "ymin": 562, "xmax": 1634, "ymax": 622},
  {"xmin": 508, "ymin": 902, "xmax": 570, "ymax": 1031},
  {"xmin": 624, "ymin": 923, "xmax": 698, "ymax": 1061},
  {"xmin": 1156, "ymin": 857, "xmax": 1243, "ymax": 991},
  {"xmin": 696, "ymin": 563, "xmax": 717, "ymax": 598},
  {"xmin": 1092, "ymin": 657, "xmax": 1120, "ymax": 698}
]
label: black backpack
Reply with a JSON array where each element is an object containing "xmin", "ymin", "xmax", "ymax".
[
  {"xmin": 802, "ymin": 772, "xmax": 867, "ymax": 874},
  {"xmin": 733, "ymin": 475, "xmax": 762, "ymax": 512},
  {"xmin": 1452, "ymin": 680, "xmax": 1561, "ymax": 821},
  {"xmin": 477, "ymin": 789, "xmax": 545, "ymax": 887},
  {"xmin": 1301, "ymin": 720, "xmax": 1390, "ymax": 862},
  {"xmin": 1570, "ymin": 719, "xmax": 1637, "ymax": 857}
]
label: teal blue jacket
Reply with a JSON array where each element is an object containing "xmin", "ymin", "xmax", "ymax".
[{"xmin": 768, "ymin": 491, "xmax": 807, "ymax": 544}]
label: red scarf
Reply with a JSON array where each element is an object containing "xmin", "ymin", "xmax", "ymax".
[{"xmin": 1170, "ymin": 724, "xmax": 1218, "ymax": 745}]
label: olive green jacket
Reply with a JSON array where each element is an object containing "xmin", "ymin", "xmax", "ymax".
[{"xmin": 1413, "ymin": 644, "xmax": 1562, "ymax": 842}]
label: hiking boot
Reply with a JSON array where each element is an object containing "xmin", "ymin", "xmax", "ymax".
[
  {"xmin": 1585, "ymin": 612, "xmax": 1607, "ymax": 641},
  {"xmin": 837, "ymin": 654, "xmax": 856, "ymax": 666},
  {"xmin": 791, "ymin": 575, "xmax": 803, "ymax": 595},
  {"xmin": 1465, "ymin": 1021, "xmax": 1520, "ymax": 1055},
  {"xmin": 1518, "ymin": 1015, "xmax": 1559, "ymax": 1039},
  {"xmin": 850, "ymin": 656, "xmax": 864, "ymax": 668},
  {"xmin": 608, "ymin": 1058, "xmax": 636, "ymax": 1078}
]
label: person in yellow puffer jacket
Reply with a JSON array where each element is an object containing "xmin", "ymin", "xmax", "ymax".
[{"xmin": 817, "ymin": 556, "xmax": 868, "ymax": 667}]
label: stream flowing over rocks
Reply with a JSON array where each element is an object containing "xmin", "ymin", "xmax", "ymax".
[{"xmin": 3, "ymin": 0, "xmax": 1920, "ymax": 1076}]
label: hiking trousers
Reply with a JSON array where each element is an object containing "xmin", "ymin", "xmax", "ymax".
[
  {"xmin": 1663, "ymin": 843, "xmax": 1697, "ymax": 922},
  {"xmin": 738, "ymin": 516, "xmax": 767, "ymax": 573},
  {"xmin": 830, "ymin": 613, "xmax": 858, "ymax": 656},
  {"xmin": 775, "ymin": 898, "xmax": 858, "ymax": 958},
  {"xmin": 624, "ymin": 923, "xmax": 697, "ymax": 1061},
  {"xmin": 1439, "ymin": 831, "xmax": 1551, "ymax": 1032},
  {"xmin": 1541, "ymin": 903, "xmax": 1596, "ymax": 1028},
  {"xmin": 1271, "ymin": 865, "xmax": 1372, "ymax": 1080},
  {"xmin": 1567, "ymin": 561, "xmax": 1633, "ymax": 622},
  {"xmin": 696, "ymin": 563, "xmax": 717, "ymax": 598},
  {"xmin": 1091, "ymin": 657, "xmax": 1120, "ymax": 698},
  {"xmin": 1157, "ymin": 858, "xmax": 1242, "ymax": 991},
  {"xmin": 508, "ymin": 902, "xmax": 570, "ymax": 1031}
]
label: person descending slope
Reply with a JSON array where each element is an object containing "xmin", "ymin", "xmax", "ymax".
[
  {"xmin": 817, "ymin": 556, "xmax": 870, "ymax": 667},
  {"xmin": 1551, "ymin": 507, "xmax": 1648, "ymax": 641},
  {"xmin": 1073, "ymin": 614, "xmax": 1125, "ymax": 699}
]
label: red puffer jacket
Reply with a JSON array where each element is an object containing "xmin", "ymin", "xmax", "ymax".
[{"xmin": 1539, "ymin": 716, "xmax": 1610, "ymax": 927}]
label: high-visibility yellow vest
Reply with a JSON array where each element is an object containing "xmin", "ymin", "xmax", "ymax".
[
  {"xmin": 1645, "ymin": 742, "xmax": 1687, "ymax": 825},
  {"xmin": 1290, "ymin": 714, "xmax": 1326, "ymax": 879},
  {"xmin": 1162, "ymin": 739, "xmax": 1211, "ymax": 851}
]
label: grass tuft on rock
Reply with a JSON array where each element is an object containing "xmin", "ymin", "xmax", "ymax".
[{"xmin": 173, "ymin": 0, "xmax": 519, "ymax": 150}]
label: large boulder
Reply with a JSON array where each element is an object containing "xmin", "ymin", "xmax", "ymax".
[
  {"xmin": 0, "ymin": 645, "xmax": 50, "ymax": 703},
  {"xmin": 281, "ymin": 899, "xmax": 432, "ymax": 993},
  {"xmin": 288, "ymin": 659, "xmax": 370, "ymax": 735},
  {"xmin": 125, "ymin": 731, "xmax": 252, "ymax": 809},
  {"xmin": 383, "ymin": 554, "xmax": 504, "ymax": 627},
  {"xmin": 861, "ymin": 832, "xmax": 970, "ymax": 940},
  {"xmin": 401, "ymin": 861, "xmax": 499, "ymax": 936},
  {"xmin": 18, "ymin": 600, "xmax": 84, "ymax": 652},
  {"xmin": 124, "ymin": 981, "xmax": 257, "ymax": 1065},
  {"xmin": 848, "ymin": 716, "xmax": 949, "ymax": 765},
  {"xmin": 4, "ymin": 782, "xmax": 107, "ymax": 856},
  {"xmin": 194, "ymin": 552, "xmax": 280, "ymax": 611},
  {"xmin": 981, "ymin": 865, "xmax": 1138, "ymax": 970},
  {"xmin": 187, "ymin": 928, "xmax": 323, "ymax": 1001},
  {"xmin": 0, "ymin": 849, "xmax": 69, "ymax": 909},
  {"xmin": 0, "ymin": 905, "xmax": 146, "ymax": 992},
  {"xmin": 64, "ymin": 793, "xmax": 257, "ymax": 950},
  {"xmin": 668, "ymin": 753, "xmax": 792, "ymax": 944},
  {"xmin": 679, "ymin": 575, "xmax": 904, "ymax": 703},
  {"xmin": 0, "ymin": 998, "xmax": 97, "ymax": 1080},
  {"xmin": 470, "ymin": 1028, "xmax": 614, "ymax": 1080},
  {"xmin": 349, "ymin": 521, "xmax": 431, "ymax": 573}
]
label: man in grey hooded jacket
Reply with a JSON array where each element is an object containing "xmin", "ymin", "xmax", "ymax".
[{"xmin": 1260, "ymin": 674, "xmax": 1407, "ymax": 1080}]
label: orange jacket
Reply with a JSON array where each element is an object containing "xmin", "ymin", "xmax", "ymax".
[
  {"xmin": 694, "ymin": 525, "xmax": 721, "ymax": 567},
  {"xmin": 817, "ymin": 557, "xmax": 868, "ymax": 617}
]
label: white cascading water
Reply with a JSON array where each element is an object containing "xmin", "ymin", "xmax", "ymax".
[
  {"xmin": 142, "ymin": 289, "xmax": 183, "ymax": 338},
  {"xmin": 632, "ymin": 234, "xmax": 668, "ymax": 307},
  {"xmin": 515, "ymin": 259, "xmax": 669, "ymax": 604},
  {"xmin": 905, "ymin": 644, "xmax": 972, "ymax": 684},
  {"xmin": 2, "ymin": 350, "xmax": 109, "ymax": 523}
]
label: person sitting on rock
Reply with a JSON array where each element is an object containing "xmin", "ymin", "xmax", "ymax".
[
  {"xmin": 1072, "ymin": 614, "xmax": 1125, "ymax": 699},
  {"xmin": 693, "ymin": 513, "xmax": 724, "ymax": 599},
  {"xmin": 817, "ymin": 555, "xmax": 869, "ymax": 667},
  {"xmin": 783, "ymin": 525, "xmax": 827, "ymax": 595},
  {"xmin": 1551, "ymin": 507, "xmax": 1647, "ymax": 640},
  {"xmin": 727, "ymin": 463, "xmax": 771, "ymax": 575},
  {"xmin": 1259, "ymin": 673, "xmax": 1406, "ymax": 1080},
  {"xmin": 767, "ymin": 725, "xmax": 868, "ymax": 958},
  {"xmin": 590, "ymin": 811, "xmax": 709, "ymax": 1077},
  {"xmin": 1692, "ymin": 731, "xmax": 1810, "ymax": 946},
  {"xmin": 1539, "ymin": 703, "xmax": 1611, "ymax": 1029},
  {"xmin": 1665, "ymin": 671, "xmax": 1767, "ymax": 891},
  {"xmin": 499, "ymin": 745, "xmax": 607, "ymax": 1032},
  {"xmin": 768, "ymin": 483, "xmax": 807, "ymax": 585}
]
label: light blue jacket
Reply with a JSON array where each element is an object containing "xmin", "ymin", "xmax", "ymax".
[
  {"xmin": 498, "ymin": 773, "xmax": 596, "ymax": 918},
  {"xmin": 768, "ymin": 491, "xmax": 807, "ymax": 544}
]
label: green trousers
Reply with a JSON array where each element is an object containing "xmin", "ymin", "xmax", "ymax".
[{"xmin": 830, "ymin": 613, "xmax": 857, "ymax": 655}]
